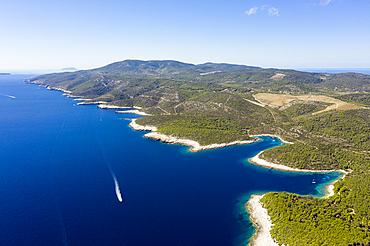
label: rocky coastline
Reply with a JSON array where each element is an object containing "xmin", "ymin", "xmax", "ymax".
[
  {"xmin": 144, "ymin": 132, "xmax": 257, "ymax": 152},
  {"xmin": 247, "ymin": 195, "xmax": 279, "ymax": 246},
  {"xmin": 128, "ymin": 119, "xmax": 258, "ymax": 152},
  {"xmin": 116, "ymin": 109, "xmax": 151, "ymax": 116}
]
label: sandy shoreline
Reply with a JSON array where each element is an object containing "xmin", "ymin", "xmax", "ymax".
[
  {"xmin": 129, "ymin": 119, "xmax": 158, "ymax": 131},
  {"xmin": 325, "ymin": 182, "xmax": 336, "ymax": 198},
  {"xmin": 116, "ymin": 109, "xmax": 151, "ymax": 116},
  {"xmin": 249, "ymin": 134, "xmax": 293, "ymax": 144},
  {"xmin": 76, "ymin": 101, "xmax": 108, "ymax": 105},
  {"xmin": 97, "ymin": 104, "xmax": 132, "ymax": 109},
  {"xmin": 46, "ymin": 86, "xmax": 72, "ymax": 94},
  {"xmin": 247, "ymin": 195, "xmax": 279, "ymax": 246},
  {"xmin": 324, "ymin": 171, "xmax": 348, "ymax": 198},
  {"xmin": 249, "ymin": 152, "xmax": 346, "ymax": 174},
  {"xmin": 144, "ymin": 132, "xmax": 257, "ymax": 152}
]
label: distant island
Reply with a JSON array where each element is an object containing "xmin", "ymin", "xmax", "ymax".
[
  {"xmin": 26, "ymin": 59, "xmax": 370, "ymax": 245},
  {"xmin": 0, "ymin": 73, "xmax": 11, "ymax": 75}
]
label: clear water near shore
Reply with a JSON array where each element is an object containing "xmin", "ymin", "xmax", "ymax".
[{"xmin": 0, "ymin": 74, "xmax": 343, "ymax": 246}]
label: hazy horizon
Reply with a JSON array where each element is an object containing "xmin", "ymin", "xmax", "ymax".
[
  {"xmin": 1, "ymin": 0, "xmax": 369, "ymax": 70},
  {"xmin": 2, "ymin": 62, "xmax": 370, "ymax": 75}
]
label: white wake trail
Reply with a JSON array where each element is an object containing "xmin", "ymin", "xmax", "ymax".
[
  {"xmin": 108, "ymin": 165, "xmax": 123, "ymax": 202},
  {"xmin": 114, "ymin": 176, "xmax": 123, "ymax": 202},
  {"xmin": 0, "ymin": 93, "xmax": 15, "ymax": 98},
  {"xmin": 94, "ymin": 119, "xmax": 123, "ymax": 203}
]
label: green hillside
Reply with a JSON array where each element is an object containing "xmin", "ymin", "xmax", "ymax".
[{"xmin": 26, "ymin": 60, "xmax": 370, "ymax": 245}]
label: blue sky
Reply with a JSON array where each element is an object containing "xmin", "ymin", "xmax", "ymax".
[{"xmin": 1, "ymin": 0, "xmax": 369, "ymax": 70}]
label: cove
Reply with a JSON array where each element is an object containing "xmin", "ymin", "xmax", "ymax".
[{"xmin": 0, "ymin": 74, "xmax": 342, "ymax": 246}]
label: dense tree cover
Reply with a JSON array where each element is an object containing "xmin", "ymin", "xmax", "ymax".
[
  {"xmin": 261, "ymin": 142, "xmax": 367, "ymax": 170},
  {"xmin": 335, "ymin": 93, "xmax": 370, "ymax": 107},
  {"xmin": 137, "ymin": 115, "xmax": 251, "ymax": 145},
  {"xmin": 299, "ymin": 110, "xmax": 370, "ymax": 151},
  {"xmin": 284, "ymin": 101, "xmax": 330, "ymax": 118},
  {"xmin": 257, "ymin": 109, "xmax": 370, "ymax": 245},
  {"xmin": 95, "ymin": 60, "xmax": 260, "ymax": 78},
  {"xmin": 261, "ymin": 192, "xmax": 370, "ymax": 246},
  {"xmin": 321, "ymin": 73, "xmax": 370, "ymax": 92}
]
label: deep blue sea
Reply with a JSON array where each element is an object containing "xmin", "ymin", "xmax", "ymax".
[
  {"xmin": 0, "ymin": 74, "xmax": 342, "ymax": 246},
  {"xmin": 297, "ymin": 68, "xmax": 370, "ymax": 75}
]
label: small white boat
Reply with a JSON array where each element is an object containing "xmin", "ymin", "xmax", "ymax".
[{"xmin": 312, "ymin": 179, "xmax": 316, "ymax": 184}]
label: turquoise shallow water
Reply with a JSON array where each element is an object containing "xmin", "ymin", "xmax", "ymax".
[{"xmin": 0, "ymin": 74, "xmax": 342, "ymax": 246}]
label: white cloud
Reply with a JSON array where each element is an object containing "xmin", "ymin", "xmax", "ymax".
[
  {"xmin": 320, "ymin": 0, "xmax": 333, "ymax": 5},
  {"xmin": 246, "ymin": 5, "xmax": 279, "ymax": 17},
  {"xmin": 268, "ymin": 7, "xmax": 279, "ymax": 16},
  {"xmin": 307, "ymin": 0, "xmax": 334, "ymax": 6},
  {"xmin": 246, "ymin": 6, "xmax": 258, "ymax": 15}
]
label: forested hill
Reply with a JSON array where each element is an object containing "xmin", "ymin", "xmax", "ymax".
[
  {"xmin": 26, "ymin": 60, "xmax": 370, "ymax": 108},
  {"xmin": 26, "ymin": 60, "xmax": 370, "ymax": 245},
  {"xmin": 94, "ymin": 60, "xmax": 261, "ymax": 77}
]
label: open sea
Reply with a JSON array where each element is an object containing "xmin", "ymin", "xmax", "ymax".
[
  {"xmin": 297, "ymin": 68, "xmax": 370, "ymax": 75},
  {"xmin": 0, "ymin": 74, "xmax": 342, "ymax": 246}
]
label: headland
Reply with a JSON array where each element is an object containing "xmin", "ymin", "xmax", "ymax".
[{"xmin": 128, "ymin": 118, "xmax": 258, "ymax": 152}]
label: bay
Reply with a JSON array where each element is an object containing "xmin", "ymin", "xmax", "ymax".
[{"xmin": 0, "ymin": 74, "xmax": 342, "ymax": 245}]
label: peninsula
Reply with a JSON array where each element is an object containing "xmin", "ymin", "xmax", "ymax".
[
  {"xmin": 26, "ymin": 60, "xmax": 370, "ymax": 245},
  {"xmin": 129, "ymin": 118, "xmax": 258, "ymax": 152}
]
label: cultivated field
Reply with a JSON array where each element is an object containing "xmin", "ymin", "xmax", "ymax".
[{"xmin": 253, "ymin": 93, "xmax": 362, "ymax": 115}]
